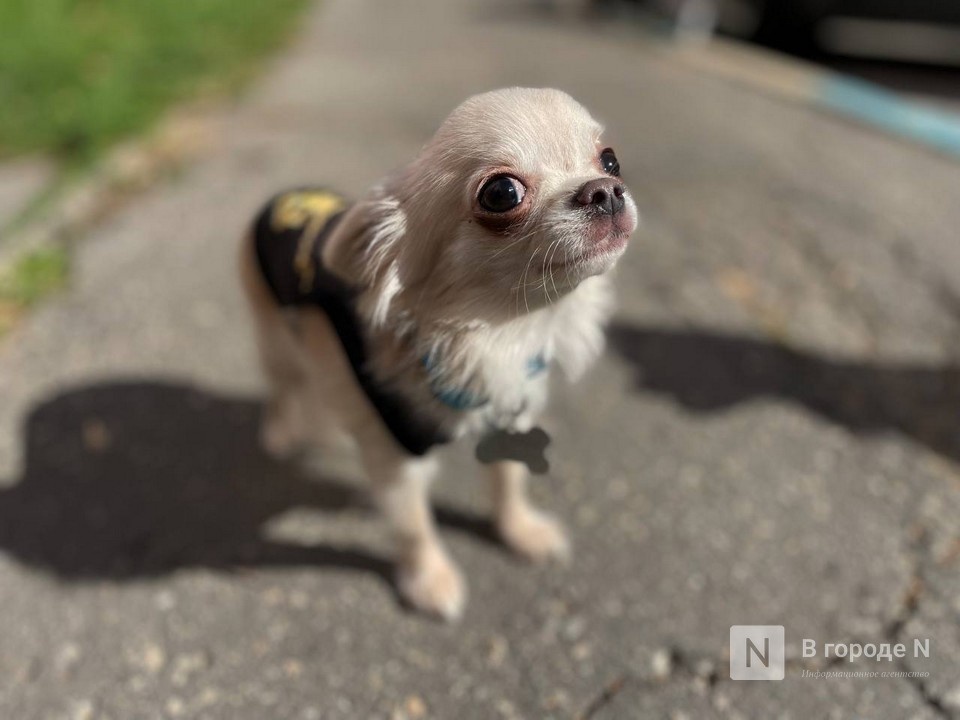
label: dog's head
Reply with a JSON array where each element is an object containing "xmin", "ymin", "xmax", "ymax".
[{"xmin": 326, "ymin": 88, "xmax": 638, "ymax": 324}]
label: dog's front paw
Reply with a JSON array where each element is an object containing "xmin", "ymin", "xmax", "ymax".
[
  {"xmin": 499, "ymin": 508, "xmax": 571, "ymax": 563},
  {"xmin": 397, "ymin": 547, "xmax": 466, "ymax": 622}
]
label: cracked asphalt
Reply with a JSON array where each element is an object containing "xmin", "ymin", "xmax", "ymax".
[{"xmin": 1, "ymin": 0, "xmax": 959, "ymax": 717}]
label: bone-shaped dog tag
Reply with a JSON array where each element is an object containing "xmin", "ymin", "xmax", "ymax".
[{"xmin": 475, "ymin": 427, "xmax": 551, "ymax": 475}]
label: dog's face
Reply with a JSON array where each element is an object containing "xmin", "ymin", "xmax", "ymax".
[
  {"xmin": 329, "ymin": 88, "xmax": 638, "ymax": 322},
  {"xmin": 399, "ymin": 88, "xmax": 637, "ymax": 314}
]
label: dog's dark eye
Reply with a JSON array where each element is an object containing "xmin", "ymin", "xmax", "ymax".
[
  {"xmin": 478, "ymin": 175, "xmax": 525, "ymax": 213},
  {"xmin": 600, "ymin": 148, "xmax": 620, "ymax": 177}
]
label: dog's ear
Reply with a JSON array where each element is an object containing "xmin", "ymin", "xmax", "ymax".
[{"xmin": 322, "ymin": 193, "xmax": 407, "ymax": 327}]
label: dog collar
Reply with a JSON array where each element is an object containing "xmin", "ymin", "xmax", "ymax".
[{"xmin": 422, "ymin": 351, "xmax": 549, "ymax": 411}]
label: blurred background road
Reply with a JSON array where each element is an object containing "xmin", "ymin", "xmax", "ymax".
[{"xmin": 0, "ymin": 0, "xmax": 959, "ymax": 718}]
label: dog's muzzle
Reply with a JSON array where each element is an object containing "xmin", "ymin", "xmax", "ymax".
[{"xmin": 574, "ymin": 178, "xmax": 626, "ymax": 216}]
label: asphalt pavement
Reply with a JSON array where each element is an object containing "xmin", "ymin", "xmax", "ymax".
[{"xmin": 1, "ymin": 0, "xmax": 959, "ymax": 718}]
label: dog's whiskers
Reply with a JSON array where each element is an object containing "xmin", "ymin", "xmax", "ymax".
[
  {"xmin": 539, "ymin": 239, "xmax": 557, "ymax": 306},
  {"xmin": 546, "ymin": 239, "xmax": 564, "ymax": 305},
  {"xmin": 515, "ymin": 242, "xmax": 543, "ymax": 317},
  {"xmin": 479, "ymin": 228, "xmax": 537, "ymax": 269}
]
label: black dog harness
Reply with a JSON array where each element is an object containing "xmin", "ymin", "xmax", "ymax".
[{"xmin": 253, "ymin": 189, "xmax": 450, "ymax": 456}]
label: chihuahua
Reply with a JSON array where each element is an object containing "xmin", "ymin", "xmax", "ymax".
[{"xmin": 240, "ymin": 88, "xmax": 637, "ymax": 620}]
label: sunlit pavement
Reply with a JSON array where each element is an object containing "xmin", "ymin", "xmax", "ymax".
[{"xmin": 1, "ymin": 1, "xmax": 959, "ymax": 717}]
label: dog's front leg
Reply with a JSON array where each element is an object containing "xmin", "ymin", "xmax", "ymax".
[
  {"xmin": 361, "ymin": 447, "xmax": 466, "ymax": 621},
  {"xmin": 488, "ymin": 460, "xmax": 570, "ymax": 562}
]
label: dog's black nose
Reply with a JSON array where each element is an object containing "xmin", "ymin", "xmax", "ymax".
[{"xmin": 575, "ymin": 178, "xmax": 625, "ymax": 216}]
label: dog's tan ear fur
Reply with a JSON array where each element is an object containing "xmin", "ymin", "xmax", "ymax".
[{"xmin": 322, "ymin": 191, "xmax": 408, "ymax": 328}]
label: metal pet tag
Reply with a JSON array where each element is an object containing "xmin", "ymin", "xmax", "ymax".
[{"xmin": 475, "ymin": 426, "xmax": 551, "ymax": 475}]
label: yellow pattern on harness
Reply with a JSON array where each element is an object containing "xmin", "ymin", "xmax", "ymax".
[{"xmin": 270, "ymin": 191, "xmax": 346, "ymax": 294}]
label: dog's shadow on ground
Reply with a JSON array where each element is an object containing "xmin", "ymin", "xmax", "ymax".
[
  {"xmin": 1, "ymin": 324, "xmax": 957, "ymax": 584},
  {"xmin": 608, "ymin": 322, "xmax": 960, "ymax": 463},
  {"xmin": 0, "ymin": 382, "xmax": 494, "ymax": 585}
]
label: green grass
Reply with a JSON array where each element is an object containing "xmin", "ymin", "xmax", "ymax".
[
  {"xmin": 0, "ymin": 247, "xmax": 69, "ymax": 305},
  {"xmin": 0, "ymin": 0, "xmax": 309, "ymax": 165},
  {"xmin": 0, "ymin": 246, "xmax": 69, "ymax": 334}
]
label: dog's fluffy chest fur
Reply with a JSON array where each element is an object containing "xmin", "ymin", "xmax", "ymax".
[{"xmin": 365, "ymin": 274, "xmax": 614, "ymax": 439}]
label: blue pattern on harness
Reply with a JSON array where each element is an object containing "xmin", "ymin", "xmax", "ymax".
[{"xmin": 422, "ymin": 351, "xmax": 549, "ymax": 411}]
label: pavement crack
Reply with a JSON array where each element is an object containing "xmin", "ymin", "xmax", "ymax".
[
  {"xmin": 576, "ymin": 673, "xmax": 628, "ymax": 720},
  {"xmin": 575, "ymin": 649, "xmax": 721, "ymax": 720},
  {"xmin": 882, "ymin": 524, "xmax": 953, "ymax": 719},
  {"xmin": 894, "ymin": 658, "xmax": 950, "ymax": 719},
  {"xmin": 669, "ymin": 647, "xmax": 721, "ymax": 689}
]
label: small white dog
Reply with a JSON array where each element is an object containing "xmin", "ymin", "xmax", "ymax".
[{"xmin": 240, "ymin": 88, "xmax": 637, "ymax": 620}]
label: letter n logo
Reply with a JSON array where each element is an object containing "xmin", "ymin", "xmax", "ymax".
[
  {"xmin": 730, "ymin": 626, "xmax": 785, "ymax": 680},
  {"xmin": 746, "ymin": 637, "xmax": 769, "ymax": 667}
]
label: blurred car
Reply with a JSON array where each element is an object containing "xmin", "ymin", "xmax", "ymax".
[{"xmin": 718, "ymin": 0, "xmax": 960, "ymax": 61}]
